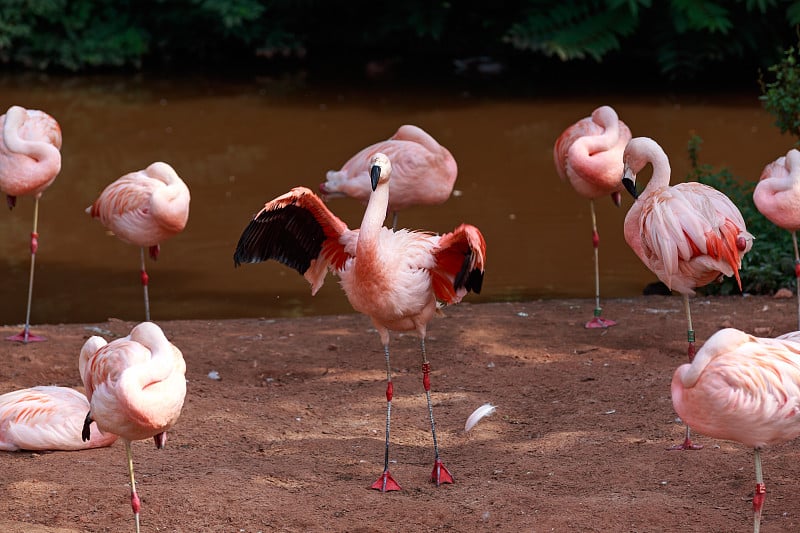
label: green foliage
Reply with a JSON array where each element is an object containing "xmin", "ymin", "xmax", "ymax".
[
  {"xmin": 759, "ymin": 43, "xmax": 800, "ymax": 142},
  {"xmin": 687, "ymin": 135, "xmax": 795, "ymax": 296},
  {"xmin": 505, "ymin": 2, "xmax": 644, "ymax": 61}
]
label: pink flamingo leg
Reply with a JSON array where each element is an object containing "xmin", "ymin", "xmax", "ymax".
[
  {"xmin": 420, "ymin": 339, "xmax": 453, "ymax": 486},
  {"xmin": 753, "ymin": 448, "xmax": 766, "ymax": 533},
  {"xmin": 668, "ymin": 295, "xmax": 703, "ymax": 451},
  {"xmin": 7, "ymin": 196, "xmax": 46, "ymax": 343},
  {"xmin": 125, "ymin": 440, "xmax": 142, "ymax": 533},
  {"xmin": 371, "ymin": 344, "xmax": 401, "ymax": 492},
  {"xmin": 139, "ymin": 247, "xmax": 151, "ymax": 322},
  {"xmin": 585, "ymin": 200, "xmax": 617, "ymax": 329}
]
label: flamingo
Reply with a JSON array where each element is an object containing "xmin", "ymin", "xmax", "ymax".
[
  {"xmin": 80, "ymin": 322, "xmax": 187, "ymax": 533},
  {"xmin": 753, "ymin": 149, "xmax": 800, "ymax": 329},
  {"xmin": 85, "ymin": 162, "xmax": 190, "ymax": 321},
  {"xmin": 622, "ymin": 136, "xmax": 753, "ymax": 450},
  {"xmin": 319, "ymin": 124, "xmax": 458, "ymax": 229},
  {"xmin": 0, "ymin": 105, "xmax": 62, "ymax": 343},
  {"xmin": 0, "ymin": 385, "xmax": 117, "ymax": 451},
  {"xmin": 234, "ymin": 152, "xmax": 485, "ymax": 492},
  {"xmin": 671, "ymin": 328, "xmax": 800, "ymax": 533},
  {"xmin": 554, "ymin": 105, "xmax": 632, "ymax": 328}
]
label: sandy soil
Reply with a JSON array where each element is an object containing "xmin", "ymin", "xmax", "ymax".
[{"xmin": 1, "ymin": 295, "xmax": 799, "ymax": 532}]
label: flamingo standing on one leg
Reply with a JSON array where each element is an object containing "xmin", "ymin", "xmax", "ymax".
[
  {"xmin": 320, "ymin": 124, "xmax": 458, "ymax": 229},
  {"xmin": 554, "ymin": 105, "xmax": 632, "ymax": 328},
  {"xmin": 0, "ymin": 105, "xmax": 62, "ymax": 343},
  {"xmin": 80, "ymin": 321, "xmax": 187, "ymax": 533},
  {"xmin": 0, "ymin": 385, "xmax": 118, "ymax": 451},
  {"xmin": 234, "ymin": 152, "xmax": 485, "ymax": 492},
  {"xmin": 753, "ymin": 149, "xmax": 800, "ymax": 329},
  {"xmin": 85, "ymin": 162, "xmax": 190, "ymax": 321},
  {"xmin": 671, "ymin": 328, "xmax": 800, "ymax": 533},
  {"xmin": 621, "ymin": 136, "xmax": 753, "ymax": 450}
]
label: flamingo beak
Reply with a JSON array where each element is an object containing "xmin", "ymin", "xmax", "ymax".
[
  {"xmin": 611, "ymin": 191, "xmax": 622, "ymax": 207},
  {"xmin": 622, "ymin": 166, "xmax": 639, "ymax": 199},
  {"xmin": 370, "ymin": 164, "xmax": 381, "ymax": 191}
]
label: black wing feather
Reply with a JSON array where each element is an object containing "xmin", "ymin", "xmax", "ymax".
[
  {"xmin": 233, "ymin": 204, "xmax": 327, "ymax": 275},
  {"xmin": 453, "ymin": 249, "xmax": 484, "ymax": 295}
]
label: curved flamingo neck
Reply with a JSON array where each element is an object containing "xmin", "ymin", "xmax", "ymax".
[
  {"xmin": 2, "ymin": 107, "xmax": 59, "ymax": 164},
  {"xmin": 632, "ymin": 139, "xmax": 672, "ymax": 195}
]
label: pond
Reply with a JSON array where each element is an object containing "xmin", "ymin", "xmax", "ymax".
[{"xmin": 0, "ymin": 73, "xmax": 788, "ymax": 325}]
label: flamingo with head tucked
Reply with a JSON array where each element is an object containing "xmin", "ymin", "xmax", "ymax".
[
  {"xmin": 320, "ymin": 124, "xmax": 458, "ymax": 229},
  {"xmin": 622, "ymin": 136, "xmax": 753, "ymax": 449},
  {"xmin": 80, "ymin": 321, "xmax": 187, "ymax": 533},
  {"xmin": 554, "ymin": 105, "xmax": 631, "ymax": 328},
  {"xmin": 235, "ymin": 152, "xmax": 485, "ymax": 492},
  {"xmin": 0, "ymin": 385, "xmax": 117, "ymax": 451},
  {"xmin": 0, "ymin": 105, "xmax": 62, "ymax": 343},
  {"xmin": 672, "ymin": 327, "xmax": 800, "ymax": 533},
  {"xmin": 753, "ymin": 148, "xmax": 800, "ymax": 329},
  {"xmin": 86, "ymin": 162, "xmax": 190, "ymax": 321}
]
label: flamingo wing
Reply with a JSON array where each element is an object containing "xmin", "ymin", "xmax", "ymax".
[
  {"xmin": 233, "ymin": 187, "xmax": 354, "ymax": 294},
  {"xmin": 0, "ymin": 386, "xmax": 118, "ymax": 451},
  {"xmin": 638, "ymin": 183, "xmax": 751, "ymax": 293},
  {"xmin": 431, "ymin": 223, "xmax": 486, "ymax": 304}
]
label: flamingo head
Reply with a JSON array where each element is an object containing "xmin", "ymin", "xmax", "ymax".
[{"xmin": 369, "ymin": 152, "xmax": 392, "ymax": 191}]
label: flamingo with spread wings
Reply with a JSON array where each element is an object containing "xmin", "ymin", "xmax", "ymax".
[
  {"xmin": 86, "ymin": 162, "xmax": 190, "ymax": 321},
  {"xmin": 622, "ymin": 136, "xmax": 753, "ymax": 449},
  {"xmin": 754, "ymin": 149, "xmax": 800, "ymax": 329},
  {"xmin": 0, "ymin": 385, "xmax": 117, "ymax": 451},
  {"xmin": 672, "ymin": 328, "xmax": 800, "ymax": 533},
  {"xmin": 0, "ymin": 105, "xmax": 62, "ymax": 343},
  {"xmin": 320, "ymin": 124, "xmax": 458, "ymax": 229},
  {"xmin": 80, "ymin": 322, "xmax": 187, "ymax": 533},
  {"xmin": 234, "ymin": 152, "xmax": 485, "ymax": 491},
  {"xmin": 554, "ymin": 105, "xmax": 631, "ymax": 328}
]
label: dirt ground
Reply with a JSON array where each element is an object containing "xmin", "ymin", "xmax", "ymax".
[{"xmin": 2, "ymin": 295, "xmax": 800, "ymax": 532}]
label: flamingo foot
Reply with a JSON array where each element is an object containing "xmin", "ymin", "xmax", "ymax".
[
  {"xmin": 667, "ymin": 437, "xmax": 704, "ymax": 451},
  {"xmin": 430, "ymin": 459, "xmax": 454, "ymax": 486},
  {"xmin": 371, "ymin": 470, "xmax": 401, "ymax": 492},
  {"xmin": 5, "ymin": 328, "xmax": 46, "ymax": 343},
  {"xmin": 585, "ymin": 316, "xmax": 617, "ymax": 329}
]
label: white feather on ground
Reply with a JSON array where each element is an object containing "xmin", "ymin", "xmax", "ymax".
[{"xmin": 465, "ymin": 403, "xmax": 496, "ymax": 432}]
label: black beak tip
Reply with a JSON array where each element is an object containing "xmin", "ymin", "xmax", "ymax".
[
  {"xmin": 370, "ymin": 165, "xmax": 380, "ymax": 191},
  {"xmin": 622, "ymin": 176, "xmax": 638, "ymax": 199}
]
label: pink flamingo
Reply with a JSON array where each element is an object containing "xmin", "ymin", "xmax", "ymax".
[
  {"xmin": 0, "ymin": 385, "xmax": 117, "ymax": 451},
  {"xmin": 80, "ymin": 321, "xmax": 187, "ymax": 533},
  {"xmin": 554, "ymin": 105, "xmax": 632, "ymax": 328},
  {"xmin": 0, "ymin": 105, "xmax": 62, "ymax": 343},
  {"xmin": 320, "ymin": 124, "xmax": 458, "ymax": 229},
  {"xmin": 622, "ymin": 136, "xmax": 753, "ymax": 450},
  {"xmin": 86, "ymin": 162, "xmax": 190, "ymax": 321},
  {"xmin": 235, "ymin": 152, "xmax": 485, "ymax": 492},
  {"xmin": 672, "ymin": 328, "xmax": 800, "ymax": 533},
  {"xmin": 753, "ymin": 149, "xmax": 800, "ymax": 329}
]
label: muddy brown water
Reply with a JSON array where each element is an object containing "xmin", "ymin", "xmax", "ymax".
[{"xmin": 0, "ymin": 74, "xmax": 790, "ymax": 326}]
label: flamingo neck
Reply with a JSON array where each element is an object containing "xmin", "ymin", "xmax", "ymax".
[
  {"xmin": 359, "ymin": 181, "xmax": 390, "ymax": 245},
  {"xmin": 2, "ymin": 107, "xmax": 59, "ymax": 164},
  {"xmin": 637, "ymin": 146, "xmax": 672, "ymax": 196}
]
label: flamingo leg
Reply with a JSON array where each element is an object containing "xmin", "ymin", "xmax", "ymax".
[
  {"xmin": 585, "ymin": 200, "xmax": 616, "ymax": 329},
  {"xmin": 140, "ymin": 247, "xmax": 151, "ymax": 322},
  {"xmin": 668, "ymin": 294, "xmax": 703, "ymax": 451},
  {"xmin": 753, "ymin": 448, "xmax": 766, "ymax": 533},
  {"xmin": 792, "ymin": 231, "xmax": 800, "ymax": 331},
  {"xmin": 6, "ymin": 195, "xmax": 45, "ymax": 343},
  {"xmin": 371, "ymin": 343, "xmax": 401, "ymax": 492},
  {"xmin": 391, "ymin": 211, "xmax": 399, "ymax": 232},
  {"xmin": 420, "ymin": 337, "xmax": 453, "ymax": 486},
  {"xmin": 125, "ymin": 440, "xmax": 142, "ymax": 533}
]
